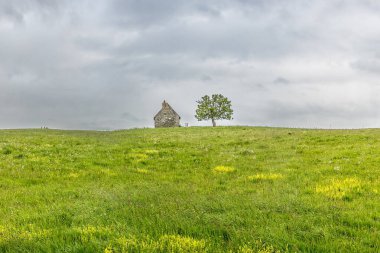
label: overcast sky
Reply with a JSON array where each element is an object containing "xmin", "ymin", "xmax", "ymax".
[{"xmin": 1, "ymin": 0, "xmax": 380, "ymax": 130}]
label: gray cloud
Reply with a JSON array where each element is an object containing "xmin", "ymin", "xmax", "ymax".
[{"xmin": 0, "ymin": 0, "xmax": 380, "ymax": 129}]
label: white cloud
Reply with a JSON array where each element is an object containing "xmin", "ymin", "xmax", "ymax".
[{"xmin": 0, "ymin": 0, "xmax": 379, "ymax": 129}]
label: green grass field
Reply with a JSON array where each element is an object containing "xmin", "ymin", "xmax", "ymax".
[{"xmin": 0, "ymin": 127, "xmax": 379, "ymax": 252}]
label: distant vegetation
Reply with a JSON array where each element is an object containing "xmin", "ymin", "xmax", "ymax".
[{"xmin": 0, "ymin": 127, "xmax": 379, "ymax": 252}]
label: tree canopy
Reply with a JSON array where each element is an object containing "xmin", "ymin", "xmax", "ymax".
[{"xmin": 195, "ymin": 94, "xmax": 233, "ymax": 127}]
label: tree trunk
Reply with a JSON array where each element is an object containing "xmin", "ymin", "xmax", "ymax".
[{"xmin": 212, "ymin": 118, "xmax": 216, "ymax": 127}]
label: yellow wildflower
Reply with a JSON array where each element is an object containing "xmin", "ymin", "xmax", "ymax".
[
  {"xmin": 213, "ymin": 166, "xmax": 236, "ymax": 173},
  {"xmin": 248, "ymin": 173, "xmax": 283, "ymax": 181},
  {"xmin": 316, "ymin": 178, "xmax": 362, "ymax": 200}
]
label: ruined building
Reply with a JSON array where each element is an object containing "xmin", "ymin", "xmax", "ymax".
[{"xmin": 154, "ymin": 100, "xmax": 181, "ymax": 128}]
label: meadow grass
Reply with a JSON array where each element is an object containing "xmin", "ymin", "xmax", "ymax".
[{"xmin": 0, "ymin": 126, "xmax": 379, "ymax": 252}]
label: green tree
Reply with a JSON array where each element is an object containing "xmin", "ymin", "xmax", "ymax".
[{"xmin": 195, "ymin": 94, "xmax": 233, "ymax": 127}]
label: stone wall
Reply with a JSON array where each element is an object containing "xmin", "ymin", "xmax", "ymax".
[{"xmin": 154, "ymin": 102, "xmax": 180, "ymax": 128}]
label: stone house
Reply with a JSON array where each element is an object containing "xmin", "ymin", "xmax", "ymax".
[{"xmin": 154, "ymin": 100, "xmax": 181, "ymax": 128}]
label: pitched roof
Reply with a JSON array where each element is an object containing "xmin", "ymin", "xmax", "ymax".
[{"xmin": 154, "ymin": 101, "xmax": 181, "ymax": 120}]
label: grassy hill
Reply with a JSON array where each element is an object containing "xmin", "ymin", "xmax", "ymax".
[{"xmin": 0, "ymin": 127, "xmax": 379, "ymax": 252}]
